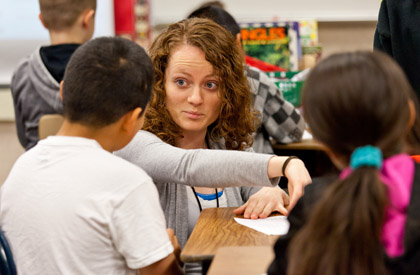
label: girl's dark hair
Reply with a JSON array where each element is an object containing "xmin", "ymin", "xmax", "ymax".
[{"xmin": 288, "ymin": 51, "xmax": 413, "ymax": 275}]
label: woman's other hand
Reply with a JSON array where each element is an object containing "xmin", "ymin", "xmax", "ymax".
[{"xmin": 267, "ymin": 156, "xmax": 312, "ymax": 209}]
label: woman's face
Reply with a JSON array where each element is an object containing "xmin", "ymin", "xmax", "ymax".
[{"xmin": 164, "ymin": 44, "xmax": 222, "ymax": 137}]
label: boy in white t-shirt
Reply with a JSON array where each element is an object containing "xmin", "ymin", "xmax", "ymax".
[{"xmin": 0, "ymin": 37, "xmax": 183, "ymax": 275}]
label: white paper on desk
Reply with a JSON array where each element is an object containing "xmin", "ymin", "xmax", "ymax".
[
  {"xmin": 302, "ymin": 129, "xmax": 313, "ymax": 140},
  {"xmin": 234, "ymin": 216, "xmax": 290, "ymax": 235}
]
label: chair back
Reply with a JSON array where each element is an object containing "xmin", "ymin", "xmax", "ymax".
[
  {"xmin": 0, "ymin": 229, "xmax": 17, "ymax": 275},
  {"xmin": 38, "ymin": 114, "xmax": 64, "ymax": 140}
]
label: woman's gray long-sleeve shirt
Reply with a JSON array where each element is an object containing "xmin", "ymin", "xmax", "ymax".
[{"xmin": 115, "ymin": 130, "xmax": 280, "ymax": 247}]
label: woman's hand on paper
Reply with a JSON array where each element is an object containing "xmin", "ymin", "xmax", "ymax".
[{"xmin": 233, "ymin": 187, "xmax": 289, "ymax": 219}]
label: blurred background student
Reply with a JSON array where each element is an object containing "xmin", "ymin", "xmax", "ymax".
[
  {"xmin": 374, "ymin": 0, "xmax": 420, "ymax": 155},
  {"xmin": 11, "ymin": 0, "xmax": 96, "ymax": 150}
]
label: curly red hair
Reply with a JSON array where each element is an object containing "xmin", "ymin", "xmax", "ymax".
[{"xmin": 143, "ymin": 18, "xmax": 260, "ymax": 150}]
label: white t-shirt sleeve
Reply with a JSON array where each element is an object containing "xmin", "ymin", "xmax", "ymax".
[{"xmin": 110, "ymin": 180, "xmax": 173, "ymax": 270}]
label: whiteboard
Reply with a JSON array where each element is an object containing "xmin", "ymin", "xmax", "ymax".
[
  {"xmin": 0, "ymin": 0, "xmax": 115, "ymax": 85},
  {"xmin": 150, "ymin": 0, "xmax": 380, "ymax": 25}
]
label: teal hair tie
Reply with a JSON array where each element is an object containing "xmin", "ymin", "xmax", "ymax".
[{"xmin": 350, "ymin": 145, "xmax": 383, "ymax": 169}]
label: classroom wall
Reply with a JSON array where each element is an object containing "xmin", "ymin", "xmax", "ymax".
[
  {"xmin": 151, "ymin": 0, "xmax": 380, "ymax": 24},
  {"xmin": 318, "ymin": 21, "xmax": 377, "ymax": 58},
  {"xmin": 0, "ymin": 88, "xmax": 13, "ymax": 121}
]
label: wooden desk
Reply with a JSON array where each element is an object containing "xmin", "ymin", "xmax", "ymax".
[
  {"xmin": 207, "ymin": 246, "xmax": 274, "ymax": 275},
  {"xmin": 272, "ymin": 138, "xmax": 325, "ymax": 151},
  {"xmin": 180, "ymin": 207, "xmax": 279, "ymax": 263}
]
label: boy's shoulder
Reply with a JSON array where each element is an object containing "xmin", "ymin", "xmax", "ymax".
[
  {"xmin": 3, "ymin": 137, "xmax": 155, "ymax": 210},
  {"xmin": 104, "ymin": 147, "xmax": 153, "ymax": 183},
  {"xmin": 16, "ymin": 136, "xmax": 153, "ymax": 186},
  {"xmin": 62, "ymin": 136, "xmax": 153, "ymax": 180}
]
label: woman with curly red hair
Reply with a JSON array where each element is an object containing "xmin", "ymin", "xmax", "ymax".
[{"xmin": 116, "ymin": 18, "xmax": 311, "ymax": 273}]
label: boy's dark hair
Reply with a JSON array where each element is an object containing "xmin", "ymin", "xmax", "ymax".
[
  {"xmin": 187, "ymin": 5, "xmax": 240, "ymax": 38},
  {"xmin": 62, "ymin": 36, "xmax": 153, "ymax": 127},
  {"xmin": 39, "ymin": 0, "xmax": 97, "ymax": 31}
]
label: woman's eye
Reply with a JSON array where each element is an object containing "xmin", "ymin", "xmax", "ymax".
[
  {"xmin": 206, "ymin": 82, "xmax": 218, "ymax": 89},
  {"xmin": 176, "ymin": 79, "xmax": 187, "ymax": 86}
]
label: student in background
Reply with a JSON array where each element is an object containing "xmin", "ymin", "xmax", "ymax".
[
  {"xmin": 11, "ymin": 0, "xmax": 96, "ymax": 150},
  {"xmin": 267, "ymin": 51, "xmax": 420, "ymax": 275},
  {"xmin": 0, "ymin": 37, "xmax": 183, "ymax": 275},
  {"xmin": 115, "ymin": 18, "xmax": 310, "ymax": 258},
  {"xmin": 374, "ymin": 0, "xmax": 420, "ymax": 155},
  {"xmin": 187, "ymin": 5, "xmax": 305, "ymax": 154},
  {"xmin": 197, "ymin": 0, "xmax": 225, "ymax": 9},
  {"xmin": 374, "ymin": 0, "xmax": 420, "ymax": 99}
]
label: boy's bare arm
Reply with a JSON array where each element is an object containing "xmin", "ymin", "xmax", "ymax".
[
  {"xmin": 166, "ymin": 228, "xmax": 182, "ymax": 266},
  {"xmin": 138, "ymin": 229, "xmax": 183, "ymax": 275},
  {"xmin": 139, "ymin": 253, "xmax": 183, "ymax": 275}
]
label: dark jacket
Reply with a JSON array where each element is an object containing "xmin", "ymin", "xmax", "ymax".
[
  {"xmin": 267, "ymin": 163, "xmax": 420, "ymax": 275},
  {"xmin": 374, "ymin": 0, "xmax": 420, "ymax": 99}
]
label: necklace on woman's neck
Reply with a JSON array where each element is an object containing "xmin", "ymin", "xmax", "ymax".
[
  {"xmin": 190, "ymin": 137, "xmax": 219, "ymax": 212},
  {"xmin": 191, "ymin": 187, "xmax": 220, "ymax": 212}
]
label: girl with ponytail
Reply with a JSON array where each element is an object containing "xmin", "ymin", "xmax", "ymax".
[{"xmin": 267, "ymin": 51, "xmax": 420, "ymax": 275}]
